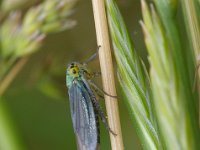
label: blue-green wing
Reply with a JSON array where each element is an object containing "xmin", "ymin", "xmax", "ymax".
[{"xmin": 68, "ymin": 79, "xmax": 98, "ymax": 150}]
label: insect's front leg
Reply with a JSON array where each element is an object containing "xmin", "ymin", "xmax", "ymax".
[
  {"xmin": 83, "ymin": 70, "xmax": 101, "ymax": 80},
  {"xmin": 91, "ymin": 71, "xmax": 101, "ymax": 78},
  {"xmin": 82, "ymin": 45, "xmax": 101, "ymax": 65}
]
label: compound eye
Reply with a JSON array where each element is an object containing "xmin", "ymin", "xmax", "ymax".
[{"xmin": 70, "ymin": 64, "xmax": 74, "ymax": 68}]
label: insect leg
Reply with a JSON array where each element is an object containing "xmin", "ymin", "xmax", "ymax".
[
  {"xmin": 91, "ymin": 71, "xmax": 101, "ymax": 78},
  {"xmin": 93, "ymin": 88, "xmax": 104, "ymax": 99},
  {"xmin": 91, "ymin": 95, "xmax": 117, "ymax": 136},
  {"xmin": 83, "ymin": 45, "xmax": 101, "ymax": 65},
  {"xmin": 88, "ymin": 80, "xmax": 118, "ymax": 98}
]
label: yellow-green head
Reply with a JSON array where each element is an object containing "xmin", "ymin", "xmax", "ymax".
[{"xmin": 66, "ymin": 62, "xmax": 91, "ymax": 87}]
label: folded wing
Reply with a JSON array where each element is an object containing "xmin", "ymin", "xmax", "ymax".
[{"xmin": 68, "ymin": 80, "xmax": 98, "ymax": 150}]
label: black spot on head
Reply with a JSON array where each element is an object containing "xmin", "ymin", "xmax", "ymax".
[{"xmin": 72, "ymin": 69, "xmax": 77, "ymax": 74}]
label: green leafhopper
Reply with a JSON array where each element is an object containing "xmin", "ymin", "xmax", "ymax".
[{"xmin": 66, "ymin": 46, "xmax": 116, "ymax": 150}]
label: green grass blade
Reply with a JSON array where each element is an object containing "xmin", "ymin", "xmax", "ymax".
[
  {"xmin": 106, "ymin": 0, "xmax": 163, "ymax": 149},
  {"xmin": 141, "ymin": 0, "xmax": 200, "ymax": 149}
]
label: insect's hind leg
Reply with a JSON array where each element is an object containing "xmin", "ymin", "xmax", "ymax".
[
  {"xmin": 91, "ymin": 95, "xmax": 117, "ymax": 136},
  {"xmin": 90, "ymin": 83, "xmax": 105, "ymax": 100}
]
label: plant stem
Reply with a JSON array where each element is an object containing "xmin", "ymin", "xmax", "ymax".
[
  {"xmin": 0, "ymin": 57, "xmax": 29, "ymax": 96},
  {"xmin": 91, "ymin": 0, "xmax": 124, "ymax": 149},
  {"xmin": 0, "ymin": 56, "xmax": 16, "ymax": 81}
]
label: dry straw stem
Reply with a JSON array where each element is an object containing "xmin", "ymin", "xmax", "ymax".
[{"xmin": 91, "ymin": 0, "xmax": 124, "ymax": 149}]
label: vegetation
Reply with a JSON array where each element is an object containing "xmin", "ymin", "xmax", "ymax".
[
  {"xmin": 0, "ymin": 0, "xmax": 199, "ymax": 149},
  {"xmin": 106, "ymin": 0, "xmax": 200, "ymax": 149}
]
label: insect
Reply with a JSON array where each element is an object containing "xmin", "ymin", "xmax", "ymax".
[{"xmin": 66, "ymin": 46, "xmax": 116, "ymax": 150}]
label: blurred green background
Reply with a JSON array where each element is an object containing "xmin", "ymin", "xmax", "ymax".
[{"xmin": 1, "ymin": 0, "xmax": 146, "ymax": 149}]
